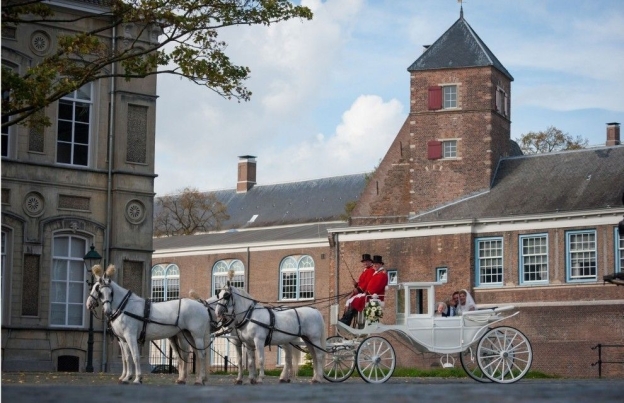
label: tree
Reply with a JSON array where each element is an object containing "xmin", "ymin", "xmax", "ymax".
[
  {"xmin": 1, "ymin": 0, "xmax": 312, "ymax": 129},
  {"xmin": 154, "ymin": 187, "xmax": 229, "ymax": 236},
  {"xmin": 516, "ymin": 126, "xmax": 589, "ymax": 154}
]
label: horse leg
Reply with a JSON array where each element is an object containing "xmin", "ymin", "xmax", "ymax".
[
  {"xmin": 192, "ymin": 331, "xmax": 206, "ymax": 385},
  {"xmin": 118, "ymin": 340, "xmax": 129, "ymax": 383},
  {"xmin": 119, "ymin": 341, "xmax": 135, "ymax": 384},
  {"xmin": 255, "ymin": 338, "xmax": 266, "ymax": 384},
  {"xmin": 234, "ymin": 340, "xmax": 244, "ymax": 385},
  {"xmin": 171, "ymin": 336, "xmax": 188, "ymax": 385},
  {"xmin": 127, "ymin": 339, "xmax": 143, "ymax": 385},
  {"xmin": 246, "ymin": 346, "xmax": 257, "ymax": 384},
  {"xmin": 279, "ymin": 344, "xmax": 292, "ymax": 383}
]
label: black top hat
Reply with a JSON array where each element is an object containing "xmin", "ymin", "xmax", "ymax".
[
  {"xmin": 372, "ymin": 255, "xmax": 384, "ymax": 265},
  {"xmin": 361, "ymin": 254, "xmax": 373, "ymax": 262}
]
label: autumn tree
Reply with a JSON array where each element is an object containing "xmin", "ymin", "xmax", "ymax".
[
  {"xmin": 516, "ymin": 126, "xmax": 588, "ymax": 154},
  {"xmin": 154, "ymin": 187, "xmax": 229, "ymax": 236},
  {"xmin": 1, "ymin": 0, "xmax": 312, "ymax": 129}
]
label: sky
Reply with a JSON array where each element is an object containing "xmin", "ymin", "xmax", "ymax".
[{"xmin": 154, "ymin": 0, "xmax": 624, "ymax": 196}]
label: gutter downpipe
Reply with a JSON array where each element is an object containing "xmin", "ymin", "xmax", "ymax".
[
  {"xmin": 102, "ymin": 24, "xmax": 117, "ymax": 373},
  {"xmin": 334, "ymin": 233, "xmax": 339, "ymax": 305}
]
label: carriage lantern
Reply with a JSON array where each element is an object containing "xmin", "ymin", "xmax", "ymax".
[{"xmin": 83, "ymin": 245, "xmax": 102, "ymax": 373}]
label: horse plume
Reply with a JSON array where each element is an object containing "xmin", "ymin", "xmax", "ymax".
[
  {"xmin": 227, "ymin": 269, "xmax": 235, "ymax": 281},
  {"xmin": 105, "ymin": 264, "xmax": 116, "ymax": 277},
  {"xmin": 91, "ymin": 264, "xmax": 103, "ymax": 277},
  {"xmin": 189, "ymin": 290, "xmax": 200, "ymax": 300}
]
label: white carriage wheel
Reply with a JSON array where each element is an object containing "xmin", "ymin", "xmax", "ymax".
[
  {"xmin": 476, "ymin": 326, "xmax": 533, "ymax": 384},
  {"xmin": 323, "ymin": 335, "xmax": 356, "ymax": 382},
  {"xmin": 459, "ymin": 345, "xmax": 492, "ymax": 383},
  {"xmin": 355, "ymin": 336, "xmax": 395, "ymax": 384}
]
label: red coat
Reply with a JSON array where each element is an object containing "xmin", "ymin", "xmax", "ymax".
[
  {"xmin": 351, "ymin": 269, "xmax": 388, "ymax": 312},
  {"xmin": 356, "ymin": 267, "xmax": 374, "ymax": 292}
]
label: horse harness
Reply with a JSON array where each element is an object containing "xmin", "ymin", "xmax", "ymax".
[
  {"xmin": 221, "ymin": 290, "xmax": 303, "ymax": 347},
  {"xmin": 96, "ymin": 280, "xmax": 183, "ymax": 346}
]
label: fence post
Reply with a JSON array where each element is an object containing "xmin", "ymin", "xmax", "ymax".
[
  {"xmin": 168, "ymin": 345, "xmax": 173, "ymax": 374},
  {"xmin": 224, "ymin": 355, "xmax": 228, "ymax": 373}
]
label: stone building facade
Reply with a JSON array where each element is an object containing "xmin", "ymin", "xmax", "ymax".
[{"xmin": 2, "ymin": 1, "xmax": 157, "ymax": 372}]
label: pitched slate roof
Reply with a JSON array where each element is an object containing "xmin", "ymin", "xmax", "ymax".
[
  {"xmin": 153, "ymin": 173, "xmax": 368, "ymax": 250},
  {"xmin": 408, "ymin": 15, "xmax": 514, "ymax": 81},
  {"xmin": 410, "ymin": 146, "xmax": 624, "ymax": 222},
  {"xmin": 212, "ymin": 173, "xmax": 368, "ymax": 229}
]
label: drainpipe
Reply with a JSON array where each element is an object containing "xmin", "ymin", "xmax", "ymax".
[
  {"xmin": 102, "ymin": 24, "xmax": 117, "ymax": 373},
  {"xmin": 334, "ymin": 233, "xmax": 339, "ymax": 304}
]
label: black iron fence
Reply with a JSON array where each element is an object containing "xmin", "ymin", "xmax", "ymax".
[
  {"xmin": 149, "ymin": 335, "xmax": 241, "ymax": 374},
  {"xmin": 591, "ymin": 343, "xmax": 624, "ymax": 378}
]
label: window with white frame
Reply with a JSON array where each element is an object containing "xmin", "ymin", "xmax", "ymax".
[
  {"xmin": 56, "ymin": 83, "xmax": 92, "ymax": 166},
  {"xmin": 566, "ymin": 230, "xmax": 597, "ymax": 282},
  {"xmin": 150, "ymin": 264, "xmax": 180, "ymax": 302},
  {"xmin": 443, "ymin": 85, "xmax": 457, "ymax": 109},
  {"xmin": 519, "ymin": 234, "xmax": 548, "ymax": 284},
  {"xmin": 150, "ymin": 263, "xmax": 180, "ymax": 369},
  {"xmin": 442, "ymin": 140, "xmax": 457, "ymax": 158},
  {"xmin": 475, "ymin": 237, "xmax": 503, "ymax": 286},
  {"xmin": 50, "ymin": 235, "xmax": 88, "ymax": 326},
  {"xmin": 436, "ymin": 267, "xmax": 448, "ymax": 283},
  {"xmin": 212, "ymin": 259, "xmax": 245, "ymax": 295},
  {"xmin": 387, "ymin": 269, "xmax": 398, "ymax": 285},
  {"xmin": 280, "ymin": 255, "xmax": 314, "ymax": 300},
  {"xmin": 616, "ymin": 227, "xmax": 623, "ymax": 273}
]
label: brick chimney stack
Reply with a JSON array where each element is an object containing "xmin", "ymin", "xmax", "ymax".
[
  {"xmin": 237, "ymin": 155, "xmax": 257, "ymax": 193},
  {"xmin": 606, "ymin": 122, "xmax": 621, "ymax": 146}
]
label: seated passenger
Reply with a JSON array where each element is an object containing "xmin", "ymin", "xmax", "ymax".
[
  {"xmin": 456, "ymin": 289, "xmax": 477, "ymax": 315},
  {"xmin": 435, "ymin": 301, "xmax": 448, "ymax": 317}
]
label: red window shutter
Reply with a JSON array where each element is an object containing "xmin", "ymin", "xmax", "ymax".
[
  {"xmin": 428, "ymin": 86, "xmax": 442, "ymax": 110},
  {"xmin": 427, "ymin": 140, "xmax": 442, "ymax": 160}
]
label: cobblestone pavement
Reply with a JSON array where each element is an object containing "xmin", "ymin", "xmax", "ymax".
[{"xmin": 2, "ymin": 372, "xmax": 623, "ymax": 403}]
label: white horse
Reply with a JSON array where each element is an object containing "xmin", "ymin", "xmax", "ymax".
[
  {"xmin": 215, "ymin": 281, "xmax": 326, "ymax": 384},
  {"xmin": 189, "ymin": 291, "xmax": 301, "ymax": 384},
  {"xmin": 86, "ymin": 264, "xmax": 209, "ymax": 385}
]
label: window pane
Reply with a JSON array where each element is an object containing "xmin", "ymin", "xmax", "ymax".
[
  {"xmin": 76, "ymin": 84, "xmax": 91, "ymax": 100},
  {"xmin": 50, "ymin": 303, "xmax": 66, "ymax": 325},
  {"xmin": 67, "ymin": 304, "xmax": 83, "ymax": 325},
  {"xmin": 58, "ymin": 101, "xmax": 73, "ymax": 120},
  {"xmin": 57, "ymin": 142, "xmax": 72, "ymax": 163},
  {"xmin": 70, "ymin": 238, "xmax": 86, "ymax": 258},
  {"xmin": 74, "ymin": 123, "xmax": 89, "ymax": 143},
  {"xmin": 54, "ymin": 237, "xmax": 69, "ymax": 256},
  {"xmin": 50, "ymin": 281, "xmax": 66, "ymax": 302},
  {"xmin": 281, "ymin": 272, "xmax": 296, "ymax": 299},
  {"xmin": 73, "ymin": 144, "xmax": 88, "ymax": 166},
  {"xmin": 75, "ymin": 103, "xmax": 90, "ymax": 123},
  {"xmin": 68, "ymin": 282, "xmax": 83, "ymax": 303}
]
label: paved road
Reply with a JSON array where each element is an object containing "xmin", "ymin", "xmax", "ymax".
[{"xmin": 2, "ymin": 372, "xmax": 623, "ymax": 403}]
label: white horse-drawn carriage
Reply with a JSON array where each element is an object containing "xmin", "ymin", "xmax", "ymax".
[{"xmin": 324, "ymin": 281, "xmax": 533, "ymax": 384}]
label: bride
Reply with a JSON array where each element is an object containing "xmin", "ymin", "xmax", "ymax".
[{"xmin": 456, "ymin": 289, "xmax": 477, "ymax": 315}]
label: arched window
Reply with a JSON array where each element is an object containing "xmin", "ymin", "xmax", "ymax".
[
  {"xmin": 51, "ymin": 235, "xmax": 88, "ymax": 327},
  {"xmin": 212, "ymin": 259, "xmax": 245, "ymax": 296},
  {"xmin": 149, "ymin": 263, "xmax": 181, "ymax": 370},
  {"xmin": 279, "ymin": 255, "xmax": 314, "ymax": 301},
  {"xmin": 150, "ymin": 264, "xmax": 180, "ymax": 302}
]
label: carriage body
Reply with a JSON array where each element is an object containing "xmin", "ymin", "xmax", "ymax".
[{"xmin": 325, "ymin": 282, "xmax": 532, "ymax": 384}]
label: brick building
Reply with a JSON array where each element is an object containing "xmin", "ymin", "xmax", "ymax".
[{"xmin": 153, "ymin": 12, "xmax": 623, "ymax": 379}]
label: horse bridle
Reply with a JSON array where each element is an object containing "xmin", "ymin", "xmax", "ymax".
[
  {"xmin": 88, "ymin": 280, "xmax": 114, "ymax": 312},
  {"xmin": 216, "ymin": 289, "xmax": 237, "ymax": 328}
]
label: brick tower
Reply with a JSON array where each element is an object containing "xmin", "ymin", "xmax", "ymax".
[{"xmin": 353, "ymin": 11, "xmax": 515, "ymax": 224}]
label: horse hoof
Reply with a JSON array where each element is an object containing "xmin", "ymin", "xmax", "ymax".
[
  {"xmin": 279, "ymin": 379, "xmax": 291, "ymax": 383},
  {"xmin": 121, "ymin": 381, "xmax": 129, "ymax": 385},
  {"xmin": 310, "ymin": 379, "xmax": 320, "ymax": 384},
  {"xmin": 194, "ymin": 381, "xmax": 204, "ymax": 386},
  {"xmin": 250, "ymin": 379, "xmax": 257, "ymax": 385},
  {"xmin": 234, "ymin": 380, "xmax": 243, "ymax": 385},
  {"xmin": 175, "ymin": 380, "xmax": 186, "ymax": 385}
]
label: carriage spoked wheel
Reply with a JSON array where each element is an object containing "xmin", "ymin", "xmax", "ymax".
[
  {"xmin": 323, "ymin": 336, "xmax": 356, "ymax": 382},
  {"xmin": 355, "ymin": 336, "xmax": 396, "ymax": 384},
  {"xmin": 476, "ymin": 326, "xmax": 533, "ymax": 384},
  {"xmin": 459, "ymin": 345, "xmax": 492, "ymax": 383}
]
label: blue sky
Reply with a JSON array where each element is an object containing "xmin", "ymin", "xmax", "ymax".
[{"xmin": 154, "ymin": 0, "xmax": 624, "ymax": 196}]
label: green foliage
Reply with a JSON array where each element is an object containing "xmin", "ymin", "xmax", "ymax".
[
  {"xmin": 1, "ymin": 0, "xmax": 313, "ymax": 129},
  {"xmin": 516, "ymin": 126, "xmax": 589, "ymax": 154},
  {"xmin": 339, "ymin": 200, "xmax": 358, "ymax": 221}
]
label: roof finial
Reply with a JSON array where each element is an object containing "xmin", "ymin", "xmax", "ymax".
[{"xmin": 458, "ymin": 0, "xmax": 464, "ymax": 19}]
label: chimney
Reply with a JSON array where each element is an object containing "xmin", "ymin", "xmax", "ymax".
[
  {"xmin": 237, "ymin": 155, "xmax": 256, "ymax": 193},
  {"xmin": 606, "ymin": 122, "xmax": 621, "ymax": 146}
]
